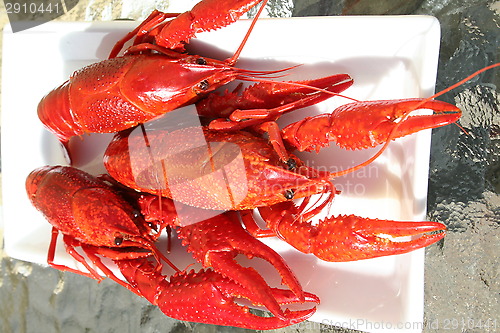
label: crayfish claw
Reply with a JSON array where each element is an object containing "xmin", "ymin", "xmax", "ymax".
[
  {"xmin": 177, "ymin": 213, "xmax": 306, "ymax": 319},
  {"xmin": 116, "ymin": 259, "xmax": 318, "ymax": 330},
  {"xmin": 187, "ymin": 270, "xmax": 319, "ymax": 329},
  {"xmin": 330, "ymin": 98, "xmax": 461, "ymax": 150},
  {"xmin": 200, "ymin": 74, "xmax": 353, "ymax": 126},
  {"xmin": 282, "ymin": 98, "xmax": 462, "ymax": 152},
  {"xmin": 349, "ymin": 217, "xmax": 447, "ymax": 258},
  {"xmin": 258, "ymin": 204, "xmax": 446, "ymax": 262},
  {"xmin": 304, "ymin": 215, "xmax": 446, "ymax": 261}
]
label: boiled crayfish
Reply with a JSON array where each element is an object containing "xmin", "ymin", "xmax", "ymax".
[
  {"xmin": 27, "ymin": 0, "xmax": 499, "ymax": 329},
  {"xmin": 26, "ymin": 166, "xmax": 319, "ymax": 329}
]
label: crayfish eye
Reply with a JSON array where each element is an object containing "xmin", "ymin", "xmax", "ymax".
[
  {"xmin": 114, "ymin": 236, "xmax": 124, "ymax": 246},
  {"xmin": 196, "ymin": 57, "xmax": 207, "ymax": 65},
  {"xmin": 198, "ymin": 80, "xmax": 210, "ymax": 91},
  {"xmin": 285, "ymin": 158, "xmax": 297, "ymax": 170},
  {"xmin": 284, "ymin": 189, "xmax": 295, "ymax": 200},
  {"xmin": 131, "ymin": 210, "xmax": 140, "ymax": 219}
]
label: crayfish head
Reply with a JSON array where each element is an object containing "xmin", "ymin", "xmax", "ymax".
[
  {"xmin": 121, "ymin": 55, "xmax": 241, "ymax": 116},
  {"xmin": 26, "ymin": 166, "xmax": 158, "ymax": 250},
  {"xmin": 252, "ymin": 156, "xmax": 334, "ymax": 207},
  {"xmin": 331, "ymin": 98, "xmax": 461, "ymax": 150},
  {"xmin": 71, "ymin": 186, "xmax": 157, "ymax": 249}
]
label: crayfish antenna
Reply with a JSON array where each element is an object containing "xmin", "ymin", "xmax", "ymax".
[
  {"xmin": 425, "ymin": 62, "xmax": 499, "ymax": 102},
  {"xmin": 225, "ymin": 0, "xmax": 270, "ymax": 66}
]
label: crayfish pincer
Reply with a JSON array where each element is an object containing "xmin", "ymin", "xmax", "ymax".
[{"xmin": 115, "ymin": 258, "xmax": 319, "ymax": 330}]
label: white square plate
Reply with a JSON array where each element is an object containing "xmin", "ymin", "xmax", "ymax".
[{"xmin": 2, "ymin": 16, "xmax": 441, "ymax": 333}]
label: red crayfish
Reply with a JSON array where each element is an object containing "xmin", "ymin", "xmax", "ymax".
[
  {"xmin": 26, "ymin": 0, "xmax": 499, "ymax": 329},
  {"xmin": 26, "ymin": 166, "xmax": 319, "ymax": 329}
]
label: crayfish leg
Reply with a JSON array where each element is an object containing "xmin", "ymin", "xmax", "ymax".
[
  {"xmin": 109, "ymin": 10, "xmax": 180, "ymax": 58},
  {"xmin": 47, "ymin": 229, "xmax": 104, "ymax": 281},
  {"xmin": 240, "ymin": 210, "xmax": 276, "ymax": 238}
]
